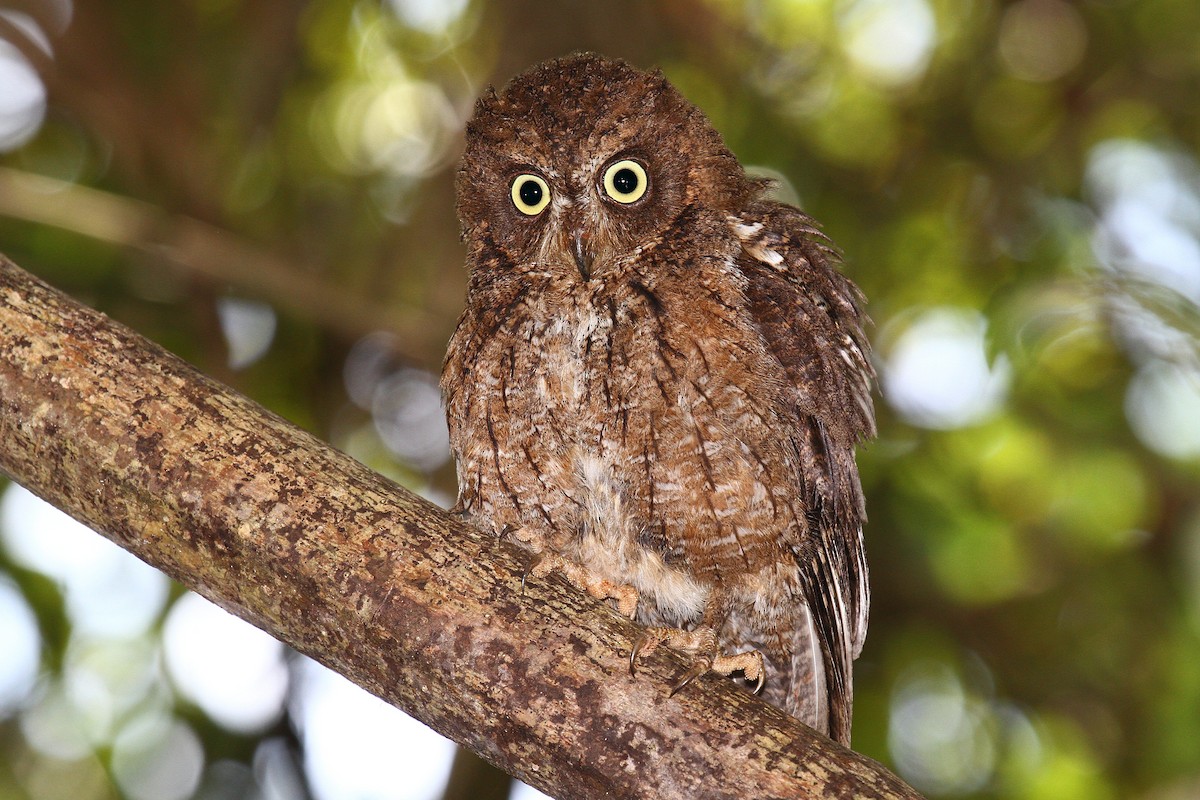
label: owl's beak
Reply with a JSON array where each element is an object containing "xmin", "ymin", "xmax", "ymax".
[{"xmin": 571, "ymin": 231, "xmax": 594, "ymax": 280}]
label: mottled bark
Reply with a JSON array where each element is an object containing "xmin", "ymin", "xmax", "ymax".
[{"xmin": 0, "ymin": 255, "xmax": 922, "ymax": 800}]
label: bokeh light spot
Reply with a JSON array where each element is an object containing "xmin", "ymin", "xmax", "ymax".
[
  {"xmin": 325, "ymin": 76, "xmax": 458, "ymax": 178},
  {"xmin": 371, "ymin": 368, "xmax": 451, "ymax": 471},
  {"xmin": 21, "ymin": 682, "xmax": 93, "ymax": 760},
  {"xmin": 163, "ymin": 592, "xmax": 288, "ymax": 733},
  {"xmin": 889, "ymin": 661, "xmax": 998, "ymax": 795},
  {"xmin": 1088, "ymin": 139, "xmax": 1200, "ymax": 305},
  {"xmin": 216, "ymin": 296, "xmax": 277, "ymax": 370},
  {"xmin": 0, "ymin": 15, "xmax": 48, "ymax": 150},
  {"xmin": 0, "ymin": 484, "xmax": 170, "ymax": 639},
  {"xmin": 998, "ymin": 0, "xmax": 1087, "ymax": 82},
  {"xmin": 293, "ymin": 658, "xmax": 456, "ymax": 800},
  {"xmin": 1047, "ymin": 449, "xmax": 1151, "ymax": 547},
  {"xmin": 0, "ymin": 578, "xmax": 40, "ymax": 716},
  {"xmin": 840, "ymin": 0, "xmax": 936, "ymax": 85},
  {"xmin": 344, "ymin": 331, "xmax": 404, "ymax": 410},
  {"xmin": 883, "ymin": 308, "xmax": 1010, "ymax": 429},
  {"xmin": 23, "ymin": 636, "xmax": 167, "ymax": 759},
  {"xmin": 978, "ymin": 421, "xmax": 1057, "ymax": 525},
  {"xmin": 807, "ymin": 80, "xmax": 899, "ymax": 167},
  {"xmin": 112, "ymin": 717, "xmax": 205, "ymax": 800},
  {"xmin": 1126, "ymin": 360, "xmax": 1200, "ymax": 460},
  {"xmin": 387, "ymin": 0, "xmax": 469, "ymax": 34}
]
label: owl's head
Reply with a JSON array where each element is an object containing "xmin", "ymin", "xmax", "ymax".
[{"xmin": 457, "ymin": 54, "xmax": 758, "ymax": 281}]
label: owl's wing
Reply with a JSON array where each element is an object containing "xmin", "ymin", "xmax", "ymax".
[
  {"xmin": 731, "ymin": 205, "xmax": 875, "ymax": 444},
  {"xmin": 731, "ymin": 203, "xmax": 875, "ymax": 742}
]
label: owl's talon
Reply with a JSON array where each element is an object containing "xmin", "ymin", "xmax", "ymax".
[
  {"xmin": 628, "ymin": 630, "xmax": 664, "ymax": 676},
  {"xmin": 519, "ymin": 557, "xmax": 534, "ymax": 593},
  {"xmin": 630, "ymin": 626, "xmax": 765, "ymax": 698},
  {"xmin": 668, "ymin": 658, "xmax": 713, "ymax": 697},
  {"xmin": 710, "ymin": 648, "xmax": 766, "ymax": 695},
  {"xmin": 733, "ymin": 650, "xmax": 767, "ymax": 695}
]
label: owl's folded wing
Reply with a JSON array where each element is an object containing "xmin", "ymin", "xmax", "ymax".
[{"xmin": 730, "ymin": 203, "xmax": 875, "ymax": 742}]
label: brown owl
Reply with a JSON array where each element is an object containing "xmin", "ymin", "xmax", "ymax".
[{"xmin": 441, "ymin": 54, "xmax": 875, "ymax": 745}]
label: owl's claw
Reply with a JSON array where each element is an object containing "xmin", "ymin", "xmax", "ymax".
[
  {"xmin": 519, "ymin": 554, "xmax": 535, "ymax": 593},
  {"xmin": 668, "ymin": 658, "xmax": 711, "ymax": 696},
  {"xmin": 750, "ymin": 663, "xmax": 766, "ymax": 695},
  {"xmin": 628, "ymin": 630, "xmax": 657, "ymax": 676},
  {"xmin": 520, "ymin": 550, "xmax": 555, "ymax": 593},
  {"xmin": 630, "ymin": 626, "xmax": 765, "ymax": 696}
]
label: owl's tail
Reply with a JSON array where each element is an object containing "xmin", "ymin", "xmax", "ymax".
[{"xmin": 784, "ymin": 601, "xmax": 853, "ymax": 745}]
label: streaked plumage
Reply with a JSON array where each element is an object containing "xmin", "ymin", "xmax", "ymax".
[{"xmin": 442, "ymin": 54, "xmax": 874, "ymax": 744}]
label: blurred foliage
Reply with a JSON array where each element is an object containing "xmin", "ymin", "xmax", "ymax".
[{"xmin": 1, "ymin": 0, "xmax": 1200, "ymax": 798}]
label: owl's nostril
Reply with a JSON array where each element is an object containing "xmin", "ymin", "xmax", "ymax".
[{"xmin": 571, "ymin": 231, "xmax": 594, "ymax": 280}]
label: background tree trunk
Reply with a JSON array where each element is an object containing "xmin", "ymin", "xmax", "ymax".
[{"xmin": 0, "ymin": 254, "xmax": 921, "ymax": 800}]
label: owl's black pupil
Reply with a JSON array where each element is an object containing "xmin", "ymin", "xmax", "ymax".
[
  {"xmin": 519, "ymin": 180, "xmax": 543, "ymax": 206},
  {"xmin": 613, "ymin": 168, "xmax": 639, "ymax": 194}
]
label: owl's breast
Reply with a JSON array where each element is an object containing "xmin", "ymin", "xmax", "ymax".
[
  {"xmin": 445, "ymin": 268, "xmax": 797, "ymax": 623},
  {"xmin": 529, "ymin": 300, "xmax": 613, "ymax": 419}
]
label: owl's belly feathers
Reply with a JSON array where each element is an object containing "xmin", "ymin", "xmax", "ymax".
[
  {"xmin": 515, "ymin": 299, "xmax": 704, "ymax": 624},
  {"xmin": 447, "ymin": 279, "xmax": 800, "ymax": 628}
]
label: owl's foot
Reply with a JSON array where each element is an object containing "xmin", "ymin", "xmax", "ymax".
[
  {"xmin": 629, "ymin": 626, "xmax": 765, "ymax": 696},
  {"xmin": 521, "ymin": 550, "xmax": 640, "ymax": 619}
]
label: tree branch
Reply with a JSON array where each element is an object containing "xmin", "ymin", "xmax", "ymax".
[
  {"xmin": 0, "ymin": 254, "xmax": 922, "ymax": 800},
  {"xmin": 0, "ymin": 167, "xmax": 445, "ymax": 361}
]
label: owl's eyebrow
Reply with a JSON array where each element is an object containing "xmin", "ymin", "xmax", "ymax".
[{"xmin": 503, "ymin": 163, "xmax": 552, "ymax": 182}]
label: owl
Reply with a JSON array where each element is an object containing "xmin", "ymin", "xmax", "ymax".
[{"xmin": 441, "ymin": 54, "xmax": 875, "ymax": 745}]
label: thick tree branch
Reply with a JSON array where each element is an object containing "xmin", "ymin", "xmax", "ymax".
[{"xmin": 0, "ymin": 255, "xmax": 921, "ymax": 800}]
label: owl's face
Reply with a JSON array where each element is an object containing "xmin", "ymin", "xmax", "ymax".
[{"xmin": 457, "ymin": 54, "xmax": 756, "ymax": 283}]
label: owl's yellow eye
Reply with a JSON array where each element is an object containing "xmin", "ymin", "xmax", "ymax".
[
  {"xmin": 602, "ymin": 159, "xmax": 648, "ymax": 204},
  {"xmin": 511, "ymin": 174, "xmax": 550, "ymax": 215}
]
